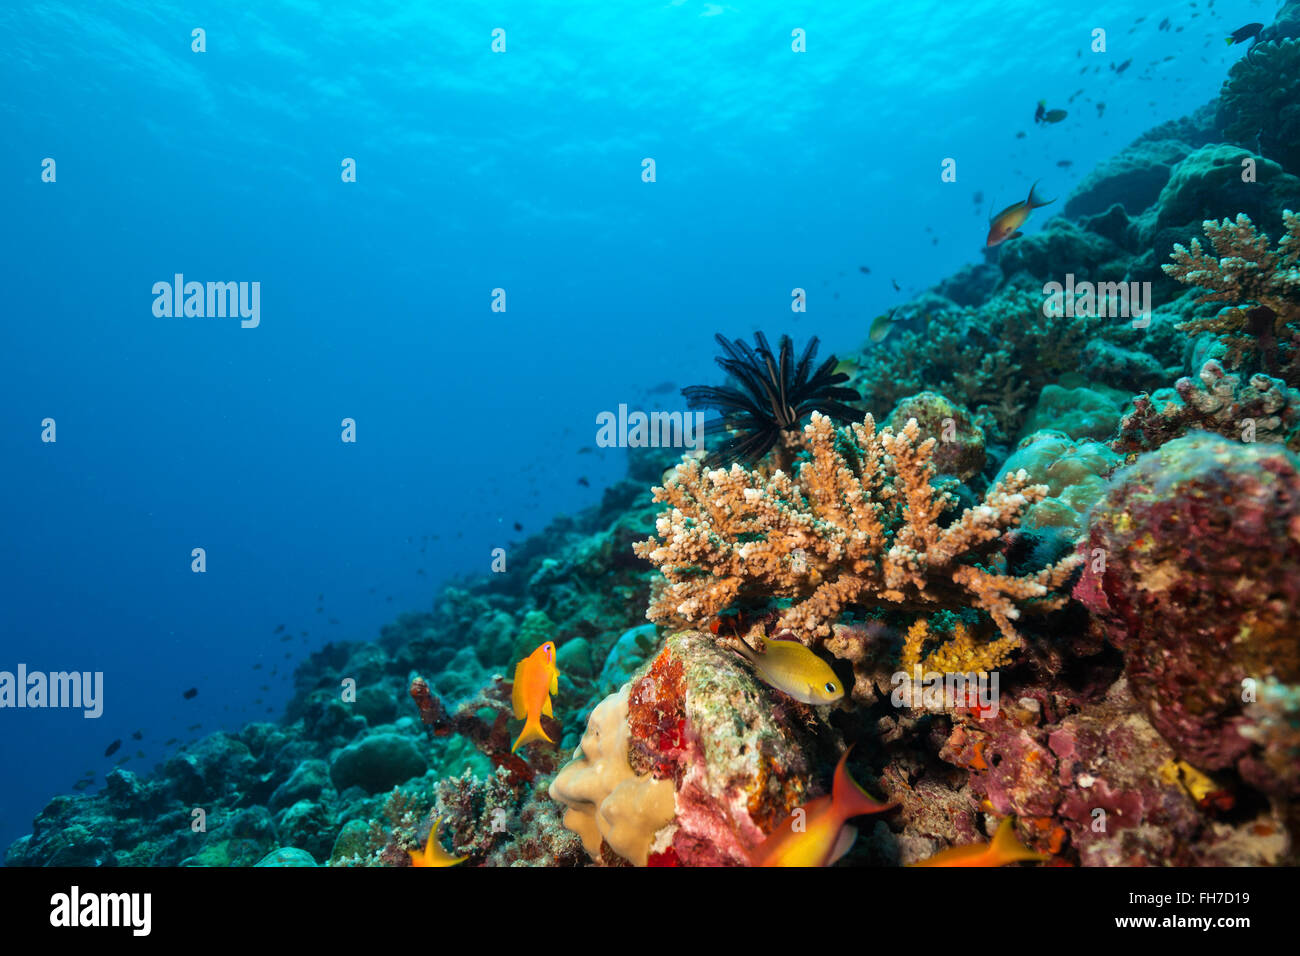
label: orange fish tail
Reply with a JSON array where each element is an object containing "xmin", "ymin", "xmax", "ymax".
[
  {"xmin": 1027, "ymin": 180, "xmax": 1056, "ymax": 209},
  {"xmin": 990, "ymin": 817, "xmax": 1049, "ymax": 865},
  {"xmin": 511, "ymin": 716, "xmax": 553, "ymax": 754},
  {"xmin": 831, "ymin": 748, "xmax": 896, "ymax": 821}
]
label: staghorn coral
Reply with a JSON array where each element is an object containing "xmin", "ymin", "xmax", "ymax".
[
  {"xmin": 1165, "ymin": 211, "xmax": 1300, "ymax": 381},
  {"xmin": 634, "ymin": 411, "xmax": 1081, "ymax": 648},
  {"xmin": 1112, "ymin": 358, "xmax": 1300, "ymax": 455}
]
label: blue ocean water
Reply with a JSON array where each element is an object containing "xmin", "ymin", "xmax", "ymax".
[{"xmin": 0, "ymin": 0, "xmax": 1273, "ymax": 856}]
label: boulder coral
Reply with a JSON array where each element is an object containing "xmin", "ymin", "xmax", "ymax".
[
  {"xmin": 547, "ymin": 683, "xmax": 675, "ymax": 866},
  {"xmin": 1082, "ymin": 432, "xmax": 1300, "ymax": 795}
]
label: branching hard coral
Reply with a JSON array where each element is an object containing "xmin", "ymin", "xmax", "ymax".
[
  {"xmin": 1112, "ymin": 358, "xmax": 1300, "ymax": 455},
  {"xmin": 633, "ymin": 411, "xmax": 1081, "ymax": 646},
  {"xmin": 682, "ymin": 332, "xmax": 861, "ymax": 468},
  {"xmin": 1165, "ymin": 211, "xmax": 1300, "ymax": 381}
]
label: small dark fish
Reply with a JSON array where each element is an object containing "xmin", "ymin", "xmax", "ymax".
[
  {"xmin": 253, "ymin": 662, "xmax": 262, "ymax": 670},
  {"xmin": 858, "ymin": 265, "xmax": 871, "ymax": 274},
  {"xmin": 1067, "ymin": 89, "xmax": 1084, "ymax": 103},
  {"xmin": 254, "ymin": 699, "xmax": 263, "ymax": 705},
  {"xmin": 1036, "ymin": 101, "xmax": 1067, "ymax": 124},
  {"xmin": 164, "ymin": 737, "xmax": 178, "ymax": 746},
  {"xmin": 1113, "ymin": 58, "xmax": 1132, "ymax": 74},
  {"xmin": 116, "ymin": 755, "xmax": 131, "ymax": 765},
  {"xmin": 329, "ymin": 616, "xmax": 339, "ymax": 623},
  {"xmin": 280, "ymin": 634, "xmax": 292, "ymax": 642},
  {"xmin": 260, "ymin": 684, "xmax": 269, "ymax": 692},
  {"xmin": 135, "ymin": 750, "xmax": 145, "ymax": 759},
  {"xmin": 973, "ymin": 191, "xmax": 983, "ymax": 204},
  {"xmin": 187, "ymin": 723, "xmax": 202, "ymax": 731},
  {"xmin": 182, "ymin": 687, "xmax": 198, "ymax": 700},
  {"xmin": 131, "ymin": 730, "xmax": 143, "ymax": 740},
  {"xmin": 81, "ymin": 769, "xmax": 94, "ymax": 778},
  {"xmin": 73, "ymin": 779, "xmax": 92, "ymax": 791},
  {"xmin": 1097, "ymin": 102, "xmax": 1106, "ymax": 117},
  {"xmin": 577, "ymin": 446, "xmax": 594, "ymax": 454},
  {"xmin": 1056, "ymin": 159, "xmax": 1073, "ymax": 167},
  {"xmin": 578, "ymin": 476, "xmax": 590, "ymax": 487},
  {"xmin": 891, "ymin": 278, "xmax": 901, "ymax": 292},
  {"xmin": 646, "ymin": 381, "xmax": 676, "ymax": 395},
  {"xmin": 316, "ymin": 607, "xmax": 323, "ymax": 613},
  {"xmin": 1226, "ymin": 23, "xmax": 1263, "ymax": 46},
  {"xmin": 513, "ymin": 522, "xmax": 523, "ymax": 531},
  {"xmin": 104, "ymin": 739, "xmax": 122, "ymax": 757},
  {"xmin": 273, "ymin": 624, "xmax": 285, "ymax": 634},
  {"xmin": 1015, "ymin": 130, "xmax": 1026, "ymax": 139},
  {"xmin": 1159, "ymin": 18, "xmax": 1170, "ymax": 31}
]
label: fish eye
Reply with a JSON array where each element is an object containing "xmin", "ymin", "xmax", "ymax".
[{"xmin": 825, "ymin": 682, "xmax": 837, "ymax": 693}]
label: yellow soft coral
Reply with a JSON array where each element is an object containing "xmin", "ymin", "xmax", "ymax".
[
  {"xmin": 900, "ymin": 618, "xmax": 1019, "ymax": 675},
  {"xmin": 634, "ymin": 412, "xmax": 1081, "ymax": 647}
]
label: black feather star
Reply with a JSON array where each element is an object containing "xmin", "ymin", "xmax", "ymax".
[{"xmin": 682, "ymin": 332, "xmax": 861, "ymax": 467}]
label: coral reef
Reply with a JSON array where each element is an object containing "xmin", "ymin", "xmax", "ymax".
[
  {"xmin": 10, "ymin": 1, "xmax": 1300, "ymax": 871},
  {"xmin": 1113, "ymin": 359, "xmax": 1300, "ymax": 455},
  {"xmin": 634, "ymin": 411, "xmax": 1080, "ymax": 647}
]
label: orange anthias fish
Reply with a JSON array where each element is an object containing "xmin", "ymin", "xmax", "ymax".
[
  {"xmin": 749, "ymin": 749, "xmax": 896, "ymax": 867},
  {"xmin": 986, "ymin": 181, "xmax": 1054, "ymax": 247},
  {"xmin": 408, "ymin": 817, "xmax": 467, "ymax": 867},
  {"xmin": 910, "ymin": 816, "xmax": 1048, "ymax": 867},
  {"xmin": 511, "ymin": 641, "xmax": 559, "ymax": 753}
]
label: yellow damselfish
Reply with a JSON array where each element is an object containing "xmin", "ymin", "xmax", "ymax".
[{"xmin": 736, "ymin": 634, "xmax": 845, "ymax": 705}]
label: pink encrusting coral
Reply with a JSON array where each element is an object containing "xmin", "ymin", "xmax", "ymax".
[{"xmin": 1081, "ymin": 432, "xmax": 1300, "ymax": 797}]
